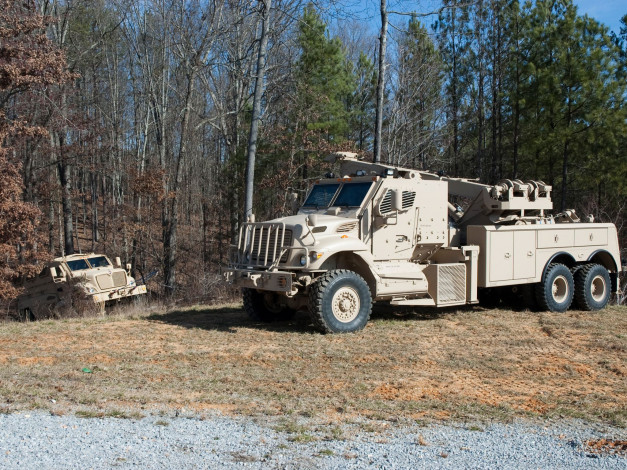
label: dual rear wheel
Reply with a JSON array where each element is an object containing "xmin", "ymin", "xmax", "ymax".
[{"xmin": 536, "ymin": 262, "xmax": 611, "ymax": 313}]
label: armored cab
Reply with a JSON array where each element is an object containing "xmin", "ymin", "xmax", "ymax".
[
  {"xmin": 16, "ymin": 253, "xmax": 147, "ymax": 320},
  {"xmin": 225, "ymin": 153, "xmax": 622, "ymax": 333}
]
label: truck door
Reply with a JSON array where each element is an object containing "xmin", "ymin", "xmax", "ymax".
[{"xmin": 371, "ymin": 188, "xmax": 417, "ymax": 260}]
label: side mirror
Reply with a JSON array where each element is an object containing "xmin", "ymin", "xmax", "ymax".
[
  {"xmin": 50, "ymin": 267, "xmax": 58, "ymax": 278},
  {"xmin": 126, "ymin": 263, "xmax": 131, "ymax": 272},
  {"xmin": 391, "ymin": 190, "xmax": 403, "ymax": 212},
  {"xmin": 307, "ymin": 214, "xmax": 319, "ymax": 227},
  {"xmin": 115, "ymin": 257, "xmax": 122, "ymax": 267}
]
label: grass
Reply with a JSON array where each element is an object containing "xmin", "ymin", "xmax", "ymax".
[{"xmin": 0, "ymin": 303, "xmax": 625, "ymax": 427}]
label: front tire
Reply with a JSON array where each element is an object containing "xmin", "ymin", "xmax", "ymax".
[
  {"xmin": 308, "ymin": 269, "xmax": 372, "ymax": 333},
  {"xmin": 535, "ymin": 263, "xmax": 574, "ymax": 313},
  {"xmin": 242, "ymin": 288, "xmax": 295, "ymax": 322},
  {"xmin": 573, "ymin": 264, "xmax": 611, "ymax": 311}
]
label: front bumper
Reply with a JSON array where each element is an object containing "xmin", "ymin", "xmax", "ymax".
[
  {"xmin": 225, "ymin": 268, "xmax": 295, "ymax": 293},
  {"xmin": 92, "ymin": 284, "xmax": 147, "ymax": 303}
]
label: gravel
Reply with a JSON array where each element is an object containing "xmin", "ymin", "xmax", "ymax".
[{"xmin": 0, "ymin": 411, "xmax": 624, "ymax": 469}]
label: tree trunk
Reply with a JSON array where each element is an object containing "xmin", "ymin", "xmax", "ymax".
[
  {"xmin": 373, "ymin": 0, "xmax": 387, "ymax": 163},
  {"xmin": 57, "ymin": 135, "xmax": 74, "ymax": 256},
  {"xmin": 244, "ymin": 0, "xmax": 272, "ymax": 219}
]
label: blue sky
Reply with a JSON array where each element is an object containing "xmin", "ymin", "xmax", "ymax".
[
  {"xmin": 338, "ymin": 0, "xmax": 625, "ymax": 35},
  {"xmin": 575, "ymin": 0, "xmax": 625, "ymax": 34}
]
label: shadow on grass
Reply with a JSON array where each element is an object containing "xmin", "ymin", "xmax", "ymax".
[
  {"xmin": 147, "ymin": 301, "xmax": 463, "ymax": 334},
  {"xmin": 146, "ymin": 306, "xmax": 315, "ymax": 334}
]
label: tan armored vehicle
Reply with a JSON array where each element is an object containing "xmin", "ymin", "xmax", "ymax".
[
  {"xmin": 16, "ymin": 253, "xmax": 147, "ymax": 320},
  {"xmin": 226, "ymin": 153, "xmax": 623, "ymax": 333}
]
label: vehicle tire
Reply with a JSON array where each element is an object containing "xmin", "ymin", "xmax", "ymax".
[
  {"xmin": 573, "ymin": 263, "xmax": 611, "ymax": 311},
  {"xmin": 308, "ymin": 269, "xmax": 372, "ymax": 334},
  {"xmin": 535, "ymin": 263, "xmax": 574, "ymax": 313},
  {"xmin": 242, "ymin": 288, "xmax": 295, "ymax": 322},
  {"xmin": 17, "ymin": 308, "xmax": 36, "ymax": 322}
]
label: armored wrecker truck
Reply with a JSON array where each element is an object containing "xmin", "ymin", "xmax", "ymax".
[
  {"xmin": 16, "ymin": 253, "xmax": 147, "ymax": 320},
  {"xmin": 225, "ymin": 152, "xmax": 622, "ymax": 333}
]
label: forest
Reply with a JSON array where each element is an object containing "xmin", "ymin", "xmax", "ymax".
[{"xmin": 1, "ymin": 0, "xmax": 626, "ymax": 305}]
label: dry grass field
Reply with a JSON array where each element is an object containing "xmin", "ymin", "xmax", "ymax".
[{"xmin": 0, "ymin": 303, "xmax": 625, "ymax": 427}]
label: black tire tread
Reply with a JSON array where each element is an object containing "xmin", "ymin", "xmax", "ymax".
[
  {"xmin": 242, "ymin": 288, "xmax": 294, "ymax": 322},
  {"xmin": 573, "ymin": 263, "xmax": 610, "ymax": 311},
  {"xmin": 309, "ymin": 269, "xmax": 371, "ymax": 334},
  {"xmin": 535, "ymin": 263, "xmax": 574, "ymax": 312}
]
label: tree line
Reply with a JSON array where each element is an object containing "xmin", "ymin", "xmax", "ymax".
[{"xmin": 1, "ymin": 0, "xmax": 625, "ymax": 304}]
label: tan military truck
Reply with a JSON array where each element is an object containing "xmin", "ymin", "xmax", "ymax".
[
  {"xmin": 16, "ymin": 253, "xmax": 147, "ymax": 320},
  {"xmin": 225, "ymin": 153, "xmax": 622, "ymax": 333}
]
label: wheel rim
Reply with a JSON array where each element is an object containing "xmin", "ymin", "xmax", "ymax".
[
  {"xmin": 590, "ymin": 275, "xmax": 607, "ymax": 302},
  {"xmin": 551, "ymin": 275, "xmax": 569, "ymax": 304},
  {"xmin": 331, "ymin": 286, "xmax": 360, "ymax": 323}
]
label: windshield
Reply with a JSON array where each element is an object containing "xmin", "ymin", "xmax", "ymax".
[
  {"xmin": 88, "ymin": 256, "xmax": 110, "ymax": 268},
  {"xmin": 303, "ymin": 184, "xmax": 340, "ymax": 207},
  {"xmin": 333, "ymin": 182, "xmax": 373, "ymax": 207},
  {"xmin": 66, "ymin": 259, "xmax": 89, "ymax": 271}
]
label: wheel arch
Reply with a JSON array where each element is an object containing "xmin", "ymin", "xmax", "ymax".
[
  {"xmin": 320, "ymin": 252, "xmax": 377, "ymax": 295},
  {"xmin": 587, "ymin": 250, "xmax": 618, "ymax": 273},
  {"xmin": 586, "ymin": 250, "xmax": 619, "ymax": 293},
  {"xmin": 545, "ymin": 252, "xmax": 577, "ymax": 271}
]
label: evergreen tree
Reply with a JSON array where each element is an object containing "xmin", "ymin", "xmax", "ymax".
[
  {"xmin": 435, "ymin": 0, "xmax": 473, "ymax": 176},
  {"xmin": 295, "ymin": 3, "xmax": 355, "ymax": 141},
  {"xmin": 388, "ymin": 16, "xmax": 443, "ymax": 169},
  {"xmin": 348, "ymin": 52, "xmax": 376, "ymax": 151},
  {"xmin": 517, "ymin": 0, "xmax": 626, "ymax": 210}
]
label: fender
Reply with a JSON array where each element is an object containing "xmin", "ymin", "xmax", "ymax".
[
  {"xmin": 587, "ymin": 249, "xmax": 619, "ymax": 273},
  {"xmin": 544, "ymin": 251, "xmax": 577, "ymax": 269}
]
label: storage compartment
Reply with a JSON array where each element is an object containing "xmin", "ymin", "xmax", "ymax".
[
  {"xmin": 537, "ymin": 229, "xmax": 574, "ymax": 248},
  {"xmin": 574, "ymin": 227, "xmax": 607, "ymax": 246}
]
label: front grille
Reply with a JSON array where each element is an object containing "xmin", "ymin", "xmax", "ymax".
[
  {"xmin": 96, "ymin": 274, "xmax": 113, "ymax": 290},
  {"xmin": 112, "ymin": 271, "xmax": 127, "ymax": 287},
  {"xmin": 96, "ymin": 271, "xmax": 127, "ymax": 290},
  {"xmin": 237, "ymin": 223, "xmax": 293, "ymax": 268}
]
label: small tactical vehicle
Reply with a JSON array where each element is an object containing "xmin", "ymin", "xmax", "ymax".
[
  {"xmin": 225, "ymin": 153, "xmax": 623, "ymax": 333},
  {"xmin": 16, "ymin": 253, "xmax": 147, "ymax": 320}
]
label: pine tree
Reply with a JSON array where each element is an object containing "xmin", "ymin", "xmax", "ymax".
[
  {"xmin": 295, "ymin": 3, "xmax": 355, "ymax": 141},
  {"xmin": 348, "ymin": 52, "xmax": 376, "ymax": 151},
  {"xmin": 388, "ymin": 16, "xmax": 443, "ymax": 169},
  {"xmin": 435, "ymin": 0, "xmax": 473, "ymax": 176}
]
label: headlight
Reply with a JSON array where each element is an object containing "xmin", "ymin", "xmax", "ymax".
[
  {"xmin": 310, "ymin": 252, "xmax": 323, "ymax": 261},
  {"xmin": 299, "ymin": 255, "xmax": 307, "ymax": 266}
]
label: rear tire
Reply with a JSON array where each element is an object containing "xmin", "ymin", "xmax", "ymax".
[
  {"xmin": 308, "ymin": 269, "xmax": 372, "ymax": 333},
  {"xmin": 242, "ymin": 288, "xmax": 295, "ymax": 322},
  {"xmin": 535, "ymin": 263, "xmax": 574, "ymax": 313},
  {"xmin": 573, "ymin": 264, "xmax": 611, "ymax": 311},
  {"xmin": 18, "ymin": 308, "xmax": 36, "ymax": 322}
]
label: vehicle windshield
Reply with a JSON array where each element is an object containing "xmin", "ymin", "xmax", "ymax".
[
  {"xmin": 66, "ymin": 259, "xmax": 89, "ymax": 271},
  {"xmin": 88, "ymin": 256, "xmax": 110, "ymax": 268},
  {"xmin": 332, "ymin": 182, "xmax": 373, "ymax": 207},
  {"xmin": 302, "ymin": 184, "xmax": 340, "ymax": 207}
]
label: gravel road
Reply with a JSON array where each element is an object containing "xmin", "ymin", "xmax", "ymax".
[{"xmin": 0, "ymin": 411, "xmax": 624, "ymax": 469}]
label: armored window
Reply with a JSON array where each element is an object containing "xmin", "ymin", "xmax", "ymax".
[
  {"xmin": 332, "ymin": 182, "xmax": 373, "ymax": 207},
  {"xmin": 378, "ymin": 190, "xmax": 416, "ymax": 215},
  {"xmin": 303, "ymin": 184, "xmax": 340, "ymax": 208},
  {"xmin": 88, "ymin": 256, "xmax": 111, "ymax": 268},
  {"xmin": 66, "ymin": 259, "xmax": 89, "ymax": 271},
  {"xmin": 402, "ymin": 191, "xmax": 416, "ymax": 208}
]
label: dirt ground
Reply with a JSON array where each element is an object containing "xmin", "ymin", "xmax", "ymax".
[{"xmin": 0, "ymin": 303, "xmax": 625, "ymax": 426}]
